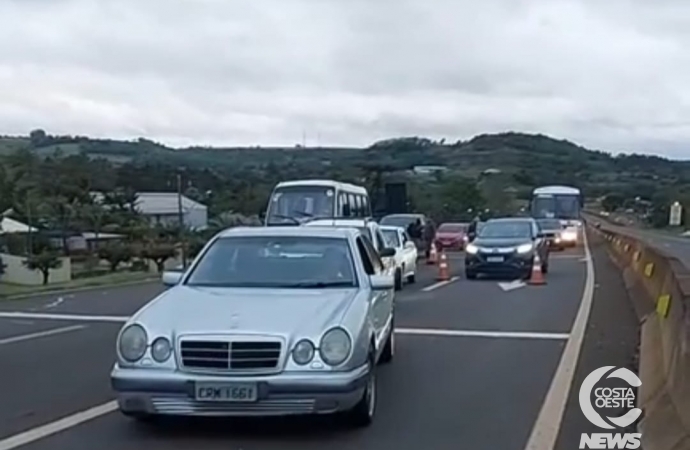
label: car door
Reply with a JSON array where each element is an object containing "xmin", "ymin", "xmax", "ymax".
[
  {"xmin": 401, "ymin": 230, "xmax": 417, "ymax": 275},
  {"xmin": 359, "ymin": 236, "xmax": 393, "ymax": 347},
  {"xmin": 373, "ymin": 226, "xmax": 395, "ymax": 275}
]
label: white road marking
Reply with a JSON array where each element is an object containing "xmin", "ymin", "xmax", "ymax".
[
  {"xmin": 550, "ymin": 254, "xmax": 586, "ymax": 260},
  {"xmin": 0, "ymin": 312, "xmax": 128, "ymax": 323},
  {"xmin": 0, "ymin": 325, "xmax": 86, "ymax": 346},
  {"xmin": 497, "ymin": 279, "xmax": 526, "ymax": 291},
  {"xmin": 421, "ymin": 276, "xmax": 460, "ymax": 292},
  {"xmin": 395, "ymin": 327, "xmax": 569, "ymax": 340},
  {"xmin": 43, "ymin": 297, "xmax": 64, "ymax": 309},
  {"xmin": 0, "ymin": 401, "xmax": 118, "ymax": 450},
  {"xmin": 523, "ymin": 229, "xmax": 595, "ymax": 450}
]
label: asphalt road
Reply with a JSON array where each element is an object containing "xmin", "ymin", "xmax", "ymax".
[{"xmin": 0, "ymin": 236, "xmax": 639, "ymax": 450}]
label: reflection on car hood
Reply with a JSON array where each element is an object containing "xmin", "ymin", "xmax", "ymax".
[
  {"xmin": 472, "ymin": 237, "xmax": 532, "ymax": 248},
  {"xmin": 134, "ymin": 286, "xmax": 360, "ymax": 338}
]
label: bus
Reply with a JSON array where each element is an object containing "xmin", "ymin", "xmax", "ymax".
[
  {"xmin": 530, "ymin": 185, "xmax": 583, "ymax": 228},
  {"xmin": 265, "ymin": 180, "xmax": 371, "ymax": 226}
]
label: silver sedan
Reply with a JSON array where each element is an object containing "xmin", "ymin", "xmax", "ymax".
[{"xmin": 111, "ymin": 226, "xmax": 396, "ymax": 427}]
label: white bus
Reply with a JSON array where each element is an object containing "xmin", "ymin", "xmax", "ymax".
[
  {"xmin": 265, "ymin": 180, "xmax": 372, "ymax": 226},
  {"xmin": 530, "ymin": 185, "xmax": 583, "ymax": 226}
]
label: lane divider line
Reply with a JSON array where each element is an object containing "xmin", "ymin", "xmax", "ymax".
[
  {"xmin": 0, "ymin": 312, "xmax": 129, "ymax": 323},
  {"xmin": 421, "ymin": 276, "xmax": 460, "ymax": 292},
  {"xmin": 523, "ymin": 227, "xmax": 595, "ymax": 450},
  {"xmin": 395, "ymin": 327, "xmax": 569, "ymax": 340},
  {"xmin": 0, "ymin": 325, "xmax": 87, "ymax": 346},
  {"xmin": 0, "ymin": 401, "xmax": 118, "ymax": 450}
]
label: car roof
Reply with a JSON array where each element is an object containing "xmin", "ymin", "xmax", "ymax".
[
  {"xmin": 382, "ymin": 213, "xmax": 425, "ymax": 219},
  {"xmin": 217, "ymin": 226, "xmax": 357, "ymax": 239},
  {"xmin": 485, "ymin": 217, "xmax": 536, "ymax": 224},
  {"xmin": 379, "ymin": 225, "xmax": 404, "ymax": 232},
  {"xmin": 304, "ymin": 218, "xmax": 372, "ymax": 227}
]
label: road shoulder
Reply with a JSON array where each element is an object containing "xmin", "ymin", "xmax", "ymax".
[{"xmin": 553, "ymin": 231, "xmax": 641, "ymax": 448}]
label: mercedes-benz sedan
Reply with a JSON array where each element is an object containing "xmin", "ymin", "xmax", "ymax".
[{"xmin": 111, "ymin": 226, "xmax": 396, "ymax": 427}]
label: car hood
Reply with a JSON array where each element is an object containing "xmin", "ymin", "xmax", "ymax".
[
  {"xmin": 134, "ymin": 285, "xmax": 360, "ymax": 339},
  {"xmin": 472, "ymin": 237, "xmax": 532, "ymax": 248}
]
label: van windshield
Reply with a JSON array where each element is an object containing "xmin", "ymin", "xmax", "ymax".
[{"xmin": 266, "ymin": 185, "xmax": 335, "ymax": 225}]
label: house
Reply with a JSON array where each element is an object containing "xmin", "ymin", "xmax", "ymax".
[
  {"xmin": 134, "ymin": 192, "xmax": 208, "ymax": 230},
  {"xmin": 91, "ymin": 191, "xmax": 208, "ymax": 230}
]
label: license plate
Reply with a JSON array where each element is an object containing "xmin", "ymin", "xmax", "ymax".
[
  {"xmin": 486, "ymin": 256, "xmax": 504, "ymax": 263},
  {"xmin": 195, "ymin": 382, "xmax": 258, "ymax": 402}
]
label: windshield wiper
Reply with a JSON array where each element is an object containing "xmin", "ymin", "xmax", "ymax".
[{"xmin": 284, "ymin": 280, "xmax": 355, "ymax": 288}]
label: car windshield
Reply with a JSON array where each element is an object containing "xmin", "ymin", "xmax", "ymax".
[
  {"xmin": 537, "ymin": 219, "xmax": 563, "ymax": 231},
  {"xmin": 266, "ymin": 185, "xmax": 335, "ymax": 225},
  {"xmin": 186, "ymin": 236, "xmax": 357, "ymax": 288},
  {"xmin": 438, "ymin": 224, "xmax": 466, "ymax": 233},
  {"xmin": 380, "ymin": 215, "xmax": 420, "ymax": 228},
  {"xmin": 381, "ymin": 229, "xmax": 401, "ymax": 248},
  {"xmin": 478, "ymin": 221, "xmax": 533, "ymax": 239}
]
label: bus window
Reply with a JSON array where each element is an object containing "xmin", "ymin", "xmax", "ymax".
[
  {"xmin": 348, "ymin": 194, "xmax": 357, "ymax": 217},
  {"xmin": 354, "ymin": 195, "xmax": 363, "ymax": 217},
  {"xmin": 363, "ymin": 196, "xmax": 371, "ymax": 217},
  {"xmin": 340, "ymin": 193, "xmax": 351, "ymax": 217}
]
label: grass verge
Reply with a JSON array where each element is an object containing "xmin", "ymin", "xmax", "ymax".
[{"xmin": 0, "ymin": 271, "xmax": 158, "ymax": 298}]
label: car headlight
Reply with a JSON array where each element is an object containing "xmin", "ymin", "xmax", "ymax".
[
  {"xmin": 118, "ymin": 324, "xmax": 148, "ymax": 362},
  {"xmin": 319, "ymin": 328, "xmax": 351, "ymax": 366},
  {"xmin": 151, "ymin": 337, "xmax": 172, "ymax": 363},
  {"xmin": 562, "ymin": 231, "xmax": 577, "ymax": 241},
  {"xmin": 292, "ymin": 339, "xmax": 315, "ymax": 365},
  {"xmin": 466, "ymin": 244, "xmax": 479, "ymax": 254},
  {"xmin": 516, "ymin": 243, "xmax": 533, "ymax": 254}
]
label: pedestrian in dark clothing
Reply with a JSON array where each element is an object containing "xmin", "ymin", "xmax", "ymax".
[
  {"xmin": 467, "ymin": 216, "xmax": 481, "ymax": 242},
  {"xmin": 423, "ymin": 220, "xmax": 436, "ymax": 258}
]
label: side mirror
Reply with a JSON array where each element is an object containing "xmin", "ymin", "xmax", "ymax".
[
  {"xmin": 370, "ymin": 274, "xmax": 395, "ymax": 290},
  {"xmin": 162, "ymin": 270, "xmax": 183, "ymax": 287},
  {"xmin": 379, "ymin": 247, "xmax": 396, "ymax": 258}
]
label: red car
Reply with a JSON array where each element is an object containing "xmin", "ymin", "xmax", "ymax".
[{"xmin": 434, "ymin": 222, "xmax": 468, "ymax": 251}]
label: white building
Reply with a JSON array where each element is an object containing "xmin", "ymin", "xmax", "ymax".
[
  {"xmin": 91, "ymin": 191, "xmax": 208, "ymax": 231},
  {"xmin": 135, "ymin": 192, "xmax": 208, "ymax": 230}
]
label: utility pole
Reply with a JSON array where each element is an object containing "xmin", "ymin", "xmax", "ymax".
[{"xmin": 177, "ymin": 172, "xmax": 187, "ymax": 267}]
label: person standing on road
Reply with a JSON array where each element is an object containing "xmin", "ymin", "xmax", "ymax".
[
  {"xmin": 467, "ymin": 215, "xmax": 481, "ymax": 242},
  {"xmin": 423, "ymin": 219, "xmax": 436, "ymax": 258}
]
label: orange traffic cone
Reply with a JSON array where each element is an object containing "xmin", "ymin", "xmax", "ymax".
[
  {"xmin": 437, "ymin": 251, "xmax": 450, "ymax": 281},
  {"xmin": 427, "ymin": 243, "xmax": 438, "ymax": 265},
  {"xmin": 528, "ymin": 254, "xmax": 546, "ymax": 285}
]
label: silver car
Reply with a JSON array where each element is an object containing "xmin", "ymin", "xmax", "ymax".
[{"xmin": 111, "ymin": 226, "xmax": 396, "ymax": 427}]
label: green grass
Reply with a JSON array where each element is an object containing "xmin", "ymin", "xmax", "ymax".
[{"xmin": 0, "ymin": 271, "xmax": 158, "ymax": 298}]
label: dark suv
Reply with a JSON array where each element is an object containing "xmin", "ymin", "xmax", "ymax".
[{"xmin": 464, "ymin": 217, "xmax": 549, "ymax": 279}]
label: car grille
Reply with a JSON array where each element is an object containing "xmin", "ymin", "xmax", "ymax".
[{"xmin": 179, "ymin": 340, "xmax": 282, "ymax": 371}]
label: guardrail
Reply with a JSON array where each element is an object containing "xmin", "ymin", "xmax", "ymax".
[{"xmin": 587, "ymin": 216, "xmax": 690, "ymax": 450}]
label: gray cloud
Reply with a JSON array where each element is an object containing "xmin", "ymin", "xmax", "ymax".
[{"xmin": 1, "ymin": 0, "xmax": 690, "ymax": 157}]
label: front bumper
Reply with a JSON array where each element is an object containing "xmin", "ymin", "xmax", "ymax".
[
  {"xmin": 465, "ymin": 251, "xmax": 533, "ymax": 275},
  {"xmin": 111, "ymin": 364, "xmax": 369, "ymax": 417},
  {"xmin": 435, "ymin": 239, "xmax": 463, "ymax": 250}
]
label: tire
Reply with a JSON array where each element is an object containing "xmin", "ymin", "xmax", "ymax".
[
  {"xmin": 379, "ymin": 320, "xmax": 394, "ymax": 364},
  {"xmin": 465, "ymin": 269, "xmax": 477, "ymax": 280},
  {"xmin": 345, "ymin": 355, "xmax": 377, "ymax": 427},
  {"xmin": 406, "ymin": 272, "xmax": 416, "ymax": 284},
  {"xmin": 394, "ymin": 269, "xmax": 403, "ymax": 291}
]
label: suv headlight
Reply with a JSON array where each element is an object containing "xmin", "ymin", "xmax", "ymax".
[
  {"xmin": 319, "ymin": 328, "xmax": 351, "ymax": 366},
  {"xmin": 516, "ymin": 243, "xmax": 533, "ymax": 254},
  {"xmin": 118, "ymin": 324, "xmax": 148, "ymax": 362},
  {"xmin": 151, "ymin": 337, "xmax": 172, "ymax": 362},
  {"xmin": 292, "ymin": 339, "xmax": 315, "ymax": 365},
  {"xmin": 465, "ymin": 244, "xmax": 478, "ymax": 254}
]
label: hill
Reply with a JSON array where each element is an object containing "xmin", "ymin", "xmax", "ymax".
[{"xmin": 0, "ymin": 129, "xmax": 687, "ymax": 223}]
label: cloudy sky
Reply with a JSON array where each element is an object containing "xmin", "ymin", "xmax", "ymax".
[{"xmin": 1, "ymin": 0, "xmax": 690, "ymax": 157}]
